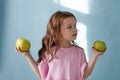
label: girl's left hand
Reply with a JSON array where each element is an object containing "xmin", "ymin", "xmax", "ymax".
[
  {"xmin": 16, "ymin": 47, "xmax": 30, "ymax": 57},
  {"xmin": 92, "ymin": 47, "xmax": 107, "ymax": 56}
]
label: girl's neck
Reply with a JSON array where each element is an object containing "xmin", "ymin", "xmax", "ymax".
[{"xmin": 59, "ymin": 41, "xmax": 73, "ymax": 48}]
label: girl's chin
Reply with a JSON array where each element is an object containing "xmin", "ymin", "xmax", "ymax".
[{"xmin": 73, "ymin": 37, "xmax": 77, "ymax": 40}]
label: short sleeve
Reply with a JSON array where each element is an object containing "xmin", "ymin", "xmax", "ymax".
[
  {"xmin": 81, "ymin": 62, "xmax": 87, "ymax": 79},
  {"xmin": 80, "ymin": 49, "xmax": 88, "ymax": 78},
  {"xmin": 38, "ymin": 58, "xmax": 49, "ymax": 80}
]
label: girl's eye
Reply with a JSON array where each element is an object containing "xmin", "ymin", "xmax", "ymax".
[{"xmin": 67, "ymin": 25, "xmax": 72, "ymax": 29}]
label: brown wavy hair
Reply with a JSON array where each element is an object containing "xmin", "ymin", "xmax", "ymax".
[{"xmin": 37, "ymin": 11, "xmax": 76, "ymax": 63}]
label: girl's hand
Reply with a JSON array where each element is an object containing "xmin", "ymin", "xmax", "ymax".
[
  {"xmin": 16, "ymin": 47, "xmax": 30, "ymax": 57},
  {"xmin": 92, "ymin": 47, "xmax": 107, "ymax": 57}
]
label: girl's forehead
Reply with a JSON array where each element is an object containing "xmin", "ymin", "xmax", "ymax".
[{"xmin": 63, "ymin": 17, "xmax": 76, "ymax": 24}]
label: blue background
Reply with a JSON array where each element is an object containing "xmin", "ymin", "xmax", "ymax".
[{"xmin": 0, "ymin": 0, "xmax": 120, "ymax": 80}]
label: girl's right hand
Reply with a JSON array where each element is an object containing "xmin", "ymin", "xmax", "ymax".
[
  {"xmin": 16, "ymin": 47, "xmax": 30, "ymax": 57},
  {"xmin": 92, "ymin": 47, "xmax": 106, "ymax": 57}
]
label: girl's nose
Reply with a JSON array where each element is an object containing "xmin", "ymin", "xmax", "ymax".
[{"xmin": 73, "ymin": 27, "xmax": 77, "ymax": 32}]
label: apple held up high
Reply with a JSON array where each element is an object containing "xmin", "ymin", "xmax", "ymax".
[
  {"xmin": 16, "ymin": 37, "xmax": 31, "ymax": 52},
  {"xmin": 93, "ymin": 40, "xmax": 106, "ymax": 51}
]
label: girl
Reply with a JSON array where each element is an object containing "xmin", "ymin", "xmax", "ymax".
[{"xmin": 16, "ymin": 11, "xmax": 106, "ymax": 80}]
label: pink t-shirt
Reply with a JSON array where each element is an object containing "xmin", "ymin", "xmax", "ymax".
[{"xmin": 38, "ymin": 45, "xmax": 87, "ymax": 80}]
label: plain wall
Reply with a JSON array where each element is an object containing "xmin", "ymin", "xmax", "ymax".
[{"xmin": 1, "ymin": 0, "xmax": 120, "ymax": 80}]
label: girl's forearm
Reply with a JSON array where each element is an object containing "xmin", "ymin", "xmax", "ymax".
[
  {"xmin": 26, "ymin": 53, "xmax": 41, "ymax": 80},
  {"xmin": 83, "ymin": 53, "xmax": 99, "ymax": 79}
]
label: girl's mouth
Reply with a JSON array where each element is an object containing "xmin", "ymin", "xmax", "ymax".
[{"xmin": 72, "ymin": 33, "xmax": 77, "ymax": 36}]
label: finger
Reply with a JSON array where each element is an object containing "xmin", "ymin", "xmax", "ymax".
[
  {"xmin": 16, "ymin": 47, "xmax": 18, "ymax": 52},
  {"xmin": 15, "ymin": 47, "xmax": 21, "ymax": 53},
  {"xmin": 16, "ymin": 47, "xmax": 22, "ymax": 53}
]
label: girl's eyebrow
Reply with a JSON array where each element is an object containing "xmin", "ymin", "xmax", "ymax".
[
  {"xmin": 67, "ymin": 23, "xmax": 76, "ymax": 26},
  {"xmin": 67, "ymin": 23, "xmax": 73, "ymax": 25},
  {"xmin": 67, "ymin": 24, "xmax": 71, "ymax": 26}
]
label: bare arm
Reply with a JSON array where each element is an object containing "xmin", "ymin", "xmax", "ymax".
[
  {"xmin": 25, "ymin": 52, "xmax": 41, "ymax": 80},
  {"xmin": 83, "ymin": 47, "xmax": 106, "ymax": 79},
  {"xmin": 16, "ymin": 48, "xmax": 41, "ymax": 79}
]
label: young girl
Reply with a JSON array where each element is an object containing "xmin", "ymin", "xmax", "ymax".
[{"xmin": 16, "ymin": 11, "xmax": 106, "ymax": 80}]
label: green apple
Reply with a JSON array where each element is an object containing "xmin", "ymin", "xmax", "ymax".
[
  {"xmin": 93, "ymin": 40, "xmax": 106, "ymax": 51},
  {"xmin": 16, "ymin": 37, "xmax": 31, "ymax": 52}
]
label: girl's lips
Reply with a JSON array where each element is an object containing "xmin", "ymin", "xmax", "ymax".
[{"xmin": 72, "ymin": 33, "xmax": 77, "ymax": 36}]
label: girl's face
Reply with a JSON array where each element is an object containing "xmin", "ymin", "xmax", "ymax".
[{"xmin": 60, "ymin": 17, "xmax": 77, "ymax": 42}]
